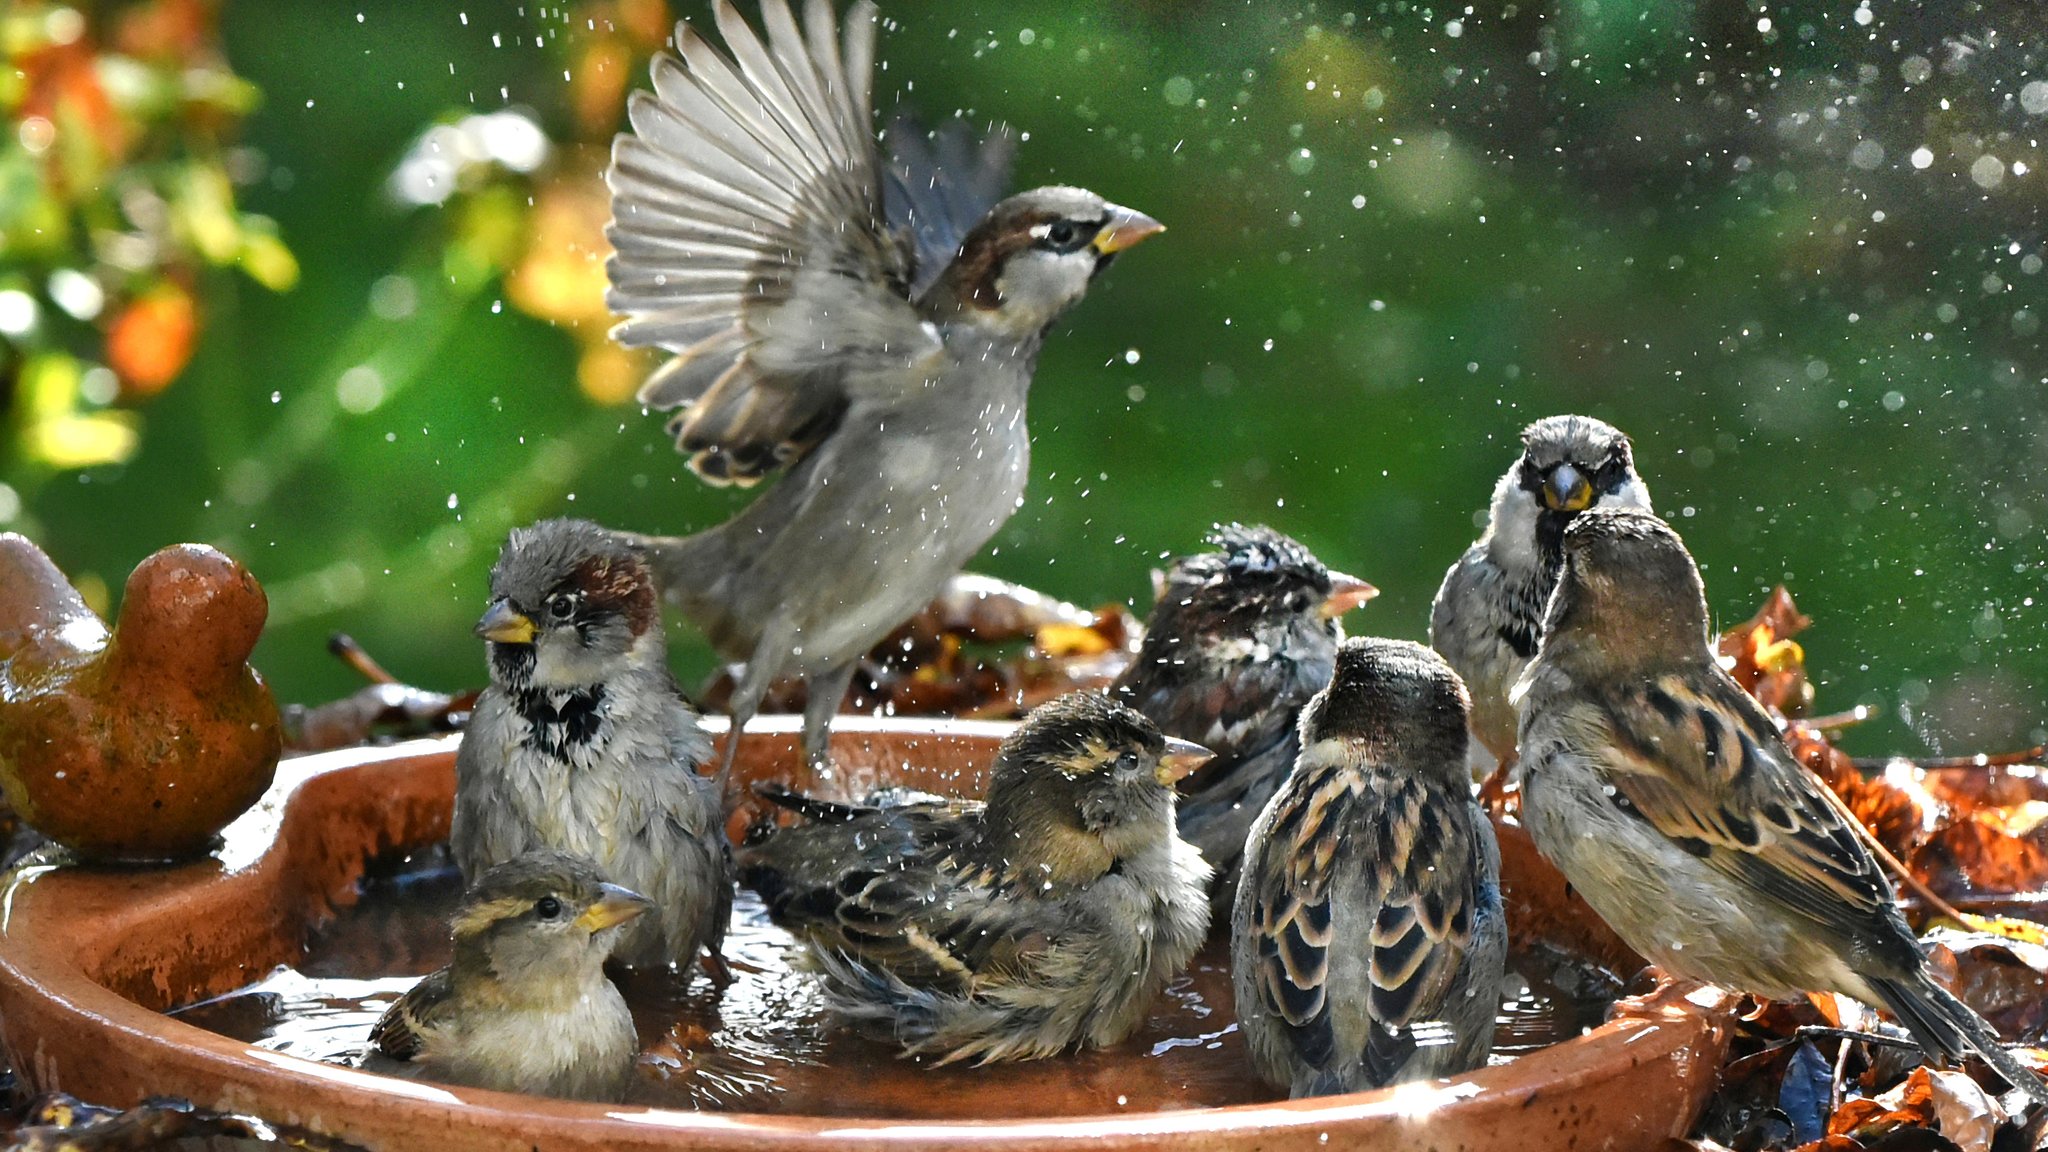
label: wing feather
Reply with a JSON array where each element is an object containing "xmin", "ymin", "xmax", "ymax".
[{"xmin": 606, "ymin": 0, "xmax": 935, "ymax": 486}]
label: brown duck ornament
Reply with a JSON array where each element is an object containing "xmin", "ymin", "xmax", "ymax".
[{"xmin": 0, "ymin": 534, "xmax": 281, "ymax": 862}]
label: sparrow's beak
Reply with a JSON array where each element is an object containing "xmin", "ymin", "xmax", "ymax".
[
  {"xmin": 1320, "ymin": 572, "xmax": 1380, "ymax": 619},
  {"xmin": 576, "ymin": 884, "xmax": 653, "ymax": 933},
  {"xmin": 1093, "ymin": 205, "xmax": 1166, "ymax": 255},
  {"xmin": 475, "ymin": 599, "xmax": 537, "ymax": 644},
  {"xmin": 1540, "ymin": 462, "xmax": 1595, "ymax": 513},
  {"xmin": 1155, "ymin": 737, "xmax": 1213, "ymax": 785}
]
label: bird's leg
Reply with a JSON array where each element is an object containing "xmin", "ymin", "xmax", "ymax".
[
  {"xmin": 716, "ymin": 660, "xmax": 774, "ymax": 808},
  {"xmin": 802, "ymin": 661, "xmax": 859, "ymax": 781},
  {"xmin": 698, "ymin": 945, "xmax": 736, "ymax": 989}
]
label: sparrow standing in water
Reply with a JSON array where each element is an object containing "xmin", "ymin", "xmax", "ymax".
[
  {"xmin": 1430, "ymin": 415, "xmax": 1652, "ymax": 769},
  {"xmin": 452, "ymin": 519, "xmax": 733, "ymax": 977},
  {"xmin": 1112, "ymin": 525, "xmax": 1376, "ymax": 916},
  {"xmin": 1516, "ymin": 509, "xmax": 2048, "ymax": 1106},
  {"xmin": 737, "ymin": 692, "xmax": 1212, "ymax": 1064},
  {"xmin": 1233, "ymin": 638, "xmax": 1505, "ymax": 1097},
  {"xmin": 366, "ymin": 851, "xmax": 651, "ymax": 1101},
  {"xmin": 605, "ymin": 0, "xmax": 1165, "ymax": 776}
]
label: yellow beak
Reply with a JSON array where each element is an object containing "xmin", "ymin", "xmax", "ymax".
[
  {"xmin": 576, "ymin": 884, "xmax": 653, "ymax": 933},
  {"xmin": 1320, "ymin": 572, "xmax": 1380, "ymax": 619},
  {"xmin": 475, "ymin": 599, "xmax": 537, "ymax": 644},
  {"xmin": 1155, "ymin": 736, "xmax": 1214, "ymax": 785},
  {"xmin": 1540, "ymin": 463, "xmax": 1595, "ymax": 513},
  {"xmin": 1092, "ymin": 205, "xmax": 1166, "ymax": 254}
]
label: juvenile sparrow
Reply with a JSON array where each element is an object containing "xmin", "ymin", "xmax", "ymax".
[
  {"xmin": 1515, "ymin": 509, "xmax": 2048, "ymax": 1106},
  {"xmin": 605, "ymin": 0, "xmax": 1165, "ymax": 775},
  {"xmin": 1430, "ymin": 415, "xmax": 1652, "ymax": 768},
  {"xmin": 1112, "ymin": 524, "xmax": 1376, "ymax": 916},
  {"xmin": 1233, "ymin": 638, "xmax": 1505, "ymax": 1097},
  {"xmin": 737, "ymin": 692, "xmax": 1212, "ymax": 1064},
  {"xmin": 451, "ymin": 518, "xmax": 733, "ymax": 976},
  {"xmin": 366, "ymin": 851, "xmax": 651, "ymax": 1101}
]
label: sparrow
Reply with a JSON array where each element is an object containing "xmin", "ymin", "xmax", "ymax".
[
  {"xmin": 1514, "ymin": 509, "xmax": 2048, "ymax": 1107},
  {"xmin": 1429, "ymin": 414, "xmax": 1652, "ymax": 769},
  {"xmin": 1232, "ymin": 638, "xmax": 1505, "ymax": 1097},
  {"xmin": 450, "ymin": 518, "xmax": 734, "ymax": 977},
  {"xmin": 1111, "ymin": 524, "xmax": 1377, "ymax": 917},
  {"xmin": 365, "ymin": 850, "xmax": 651, "ymax": 1101},
  {"xmin": 604, "ymin": 0, "xmax": 1165, "ymax": 776},
  {"xmin": 736, "ymin": 691, "xmax": 1212, "ymax": 1064}
]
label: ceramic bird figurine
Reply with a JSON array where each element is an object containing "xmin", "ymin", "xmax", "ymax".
[
  {"xmin": 451, "ymin": 519, "xmax": 733, "ymax": 978},
  {"xmin": 1112, "ymin": 524, "xmax": 1375, "ymax": 917},
  {"xmin": 605, "ymin": 0, "xmax": 1165, "ymax": 776},
  {"xmin": 1430, "ymin": 415, "xmax": 1651, "ymax": 771},
  {"xmin": 738, "ymin": 691, "xmax": 1212, "ymax": 1064},
  {"xmin": 1515, "ymin": 509, "xmax": 2048, "ymax": 1107},
  {"xmin": 0, "ymin": 533, "xmax": 280, "ymax": 862},
  {"xmin": 1233, "ymin": 638, "xmax": 1505, "ymax": 1097},
  {"xmin": 367, "ymin": 851, "xmax": 651, "ymax": 1101}
]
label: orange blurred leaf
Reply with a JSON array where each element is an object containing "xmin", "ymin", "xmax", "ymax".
[{"xmin": 105, "ymin": 283, "xmax": 198, "ymax": 397}]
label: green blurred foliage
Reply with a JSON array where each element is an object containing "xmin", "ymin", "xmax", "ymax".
[{"xmin": 12, "ymin": 0, "xmax": 2048, "ymax": 757}]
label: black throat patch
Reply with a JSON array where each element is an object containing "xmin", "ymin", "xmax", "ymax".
[{"xmin": 511, "ymin": 683, "xmax": 608, "ymax": 758}]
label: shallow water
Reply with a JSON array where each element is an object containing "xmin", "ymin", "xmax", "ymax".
[{"xmin": 172, "ymin": 851, "xmax": 1612, "ymax": 1117}]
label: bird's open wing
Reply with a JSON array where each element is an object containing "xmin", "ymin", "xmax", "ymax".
[
  {"xmin": 368, "ymin": 969, "xmax": 456, "ymax": 1062},
  {"xmin": 1244, "ymin": 766, "xmax": 1482, "ymax": 1082},
  {"xmin": 1597, "ymin": 671, "xmax": 1900, "ymax": 934},
  {"xmin": 883, "ymin": 116, "xmax": 1015, "ymax": 300},
  {"xmin": 606, "ymin": 0, "xmax": 940, "ymax": 486}
]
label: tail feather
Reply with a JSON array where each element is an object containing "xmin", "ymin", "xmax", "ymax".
[
  {"xmin": 1871, "ymin": 974, "xmax": 2048, "ymax": 1107},
  {"xmin": 811, "ymin": 951, "xmax": 1065, "ymax": 1066}
]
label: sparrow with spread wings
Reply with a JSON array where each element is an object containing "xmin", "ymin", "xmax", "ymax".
[{"xmin": 604, "ymin": 0, "xmax": 1164, "ymax": 775}]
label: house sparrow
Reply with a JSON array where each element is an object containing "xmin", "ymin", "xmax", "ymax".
[
  {"xmin": 366, "ymin": 851, "xmax": 651, "ymax": 1101},
  {"xmin": 1515, "ymin": 509, "xmax": 2048, "ymax": 1107},
  {"xmin": 1430, "ymin": 414, "xmax": 1652, "ymax": 769},
  {"xmin": 737, "ymin": 691, "xmax": 1212, "ymax": 1064},
  {"xmin": 451, "ymin": 518, "xmax": 733, "ymax": 977},
  {"xmin": 1232, "ymin": 638, "xmax": 1505, "ymax": 1097},
  {"xmin": 604, "ymin": 0, "xmax": 1164, "ymax": 776},
  {"xmin": 1112, "ymin": 524, "xmax": 1376, "ymax": 917}
]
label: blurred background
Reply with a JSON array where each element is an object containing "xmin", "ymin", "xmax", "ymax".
[{"xmin": 4, "ymin": 0, "xmax": 2046, "ymax": 756}]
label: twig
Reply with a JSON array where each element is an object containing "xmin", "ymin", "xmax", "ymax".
[
  {"xmin": 328, "ymin": 632, "xmax": 397, "ymax": 685},
  {"xmin": 1794, "ymin": 1025, "xmax": 1921, "ymax": 1052}
]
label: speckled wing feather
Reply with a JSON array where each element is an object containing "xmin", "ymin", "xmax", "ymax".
[
  {"xmin": 1595, "ymin": 671, "xmax": 1906, "ymax": 949},
  {"xmin": 605, "ymin": 0, "xmax": 941, "ymax": 485},
  {"xmin": 1244, "ymin": 768, "xmax": 1481, "ymax": 1084},
  {"xmin": 369, "ymin": 969, "xmax": 456, "ymax": 1062},
  {"xmin": 741, "ymin": 791, "xmax": 1038, "ymax": 988}
]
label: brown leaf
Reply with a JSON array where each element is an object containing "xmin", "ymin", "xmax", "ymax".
[
  {"xmin": 1922, "ymin": 1068, "xmax": 2004, "ymax": 1152},
  {"xmin": 1911, "ymin": 816, "xmax": 2048, "ymax": 900},
  {"xmin": 1719, "ymin": 586, "xmax": 1814, "ymax": 715}
]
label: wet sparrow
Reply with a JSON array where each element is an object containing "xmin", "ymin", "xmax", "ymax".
[
  {"xmin": 1233, "ymin": 638, "xmax": 1505, "ymax": 1096},
  {"xmin": 451, "ymin": 518, "xmax": 733, "ymax": 977},
  {"xmin": 605, "ymin": 0, "xmax": 1164, "ymax": 776},
  {"xmin": 1515, "ymin": 509, "xmax": 2048, "ymax": 1106},
  {"xmin": 1430, "ymin": 415, "xmax": 1651, "ymax": 770},
  {"xmin": 737, "ymin": 691, "xmax": 1212, "ymax": 1064},
  {"xmin": 366, "ymin": 850, "xmax": 651, "ymax": 1101},
  {"xmin": 1112, "ymin": 524, "xmax": 1375, "ymax": 917}
]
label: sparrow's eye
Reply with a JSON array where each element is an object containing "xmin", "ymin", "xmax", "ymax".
[
  {"xmin": 546, "ymin": 594, "xmax": 578, "ymax": 621},
  {"xmin": 535, "ymin": 896, "xmax": 564, "ymax": 920},
  {"xmin": 1045, "ymin": 220, "xmax": 1078, "ymax": 247}
]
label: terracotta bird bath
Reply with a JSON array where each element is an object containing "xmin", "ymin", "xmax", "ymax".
[{"xmin": 0, "ymin": 718, "xmax": 1733, "ymax": 1152}]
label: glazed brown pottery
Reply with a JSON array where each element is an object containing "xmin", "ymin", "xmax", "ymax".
[
  {"xmin": 0, "ymin": 719, "xmax": 1733, "ymax": 1151},
  {"xmin": 0, "ymin": 534, "xmax": 281, "ymax": 862}
]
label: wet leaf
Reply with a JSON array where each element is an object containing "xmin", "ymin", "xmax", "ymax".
[
  {"xmin": 1718, "ymin": 586, "xmax": 1814, "ymax": 716},
  {"xmin": 1912, "ymin": 816, "xmax": 2048, "ymax": 901},
  {"xmin": 1781, "ymin": 1041, "xmax": 1837, "ymax": 1144}
]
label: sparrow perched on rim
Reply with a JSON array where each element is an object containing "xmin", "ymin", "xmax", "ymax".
[
  {"xmin": 451, "ymin": 518, "xmax": 734, "ymax": 977},
  {"xmin": 1112, "ymin": 524, "xmax": 1376, "ymax": 917},
  {"xmin": 737, "ymin": 691, "xmax": 1212, "ymax": 1064},
  {"xmin": 365, "ymin": 851, "xmax": 651, "ymax": 1101},
  {"xmin": 1514, "ymin": 509, "xmax": 2048, "ymax": 1107},
  {"xmin": 1430, "ymin": 415, "xmax": 1652, "ymax": 770},
  {"xmin": 603, "ymin": 0, "xmax": 1165, "ymax": 776},
  {"xmin": 1233, "ymin": 638, "xmax": 1505, "ymax": 1097}
]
